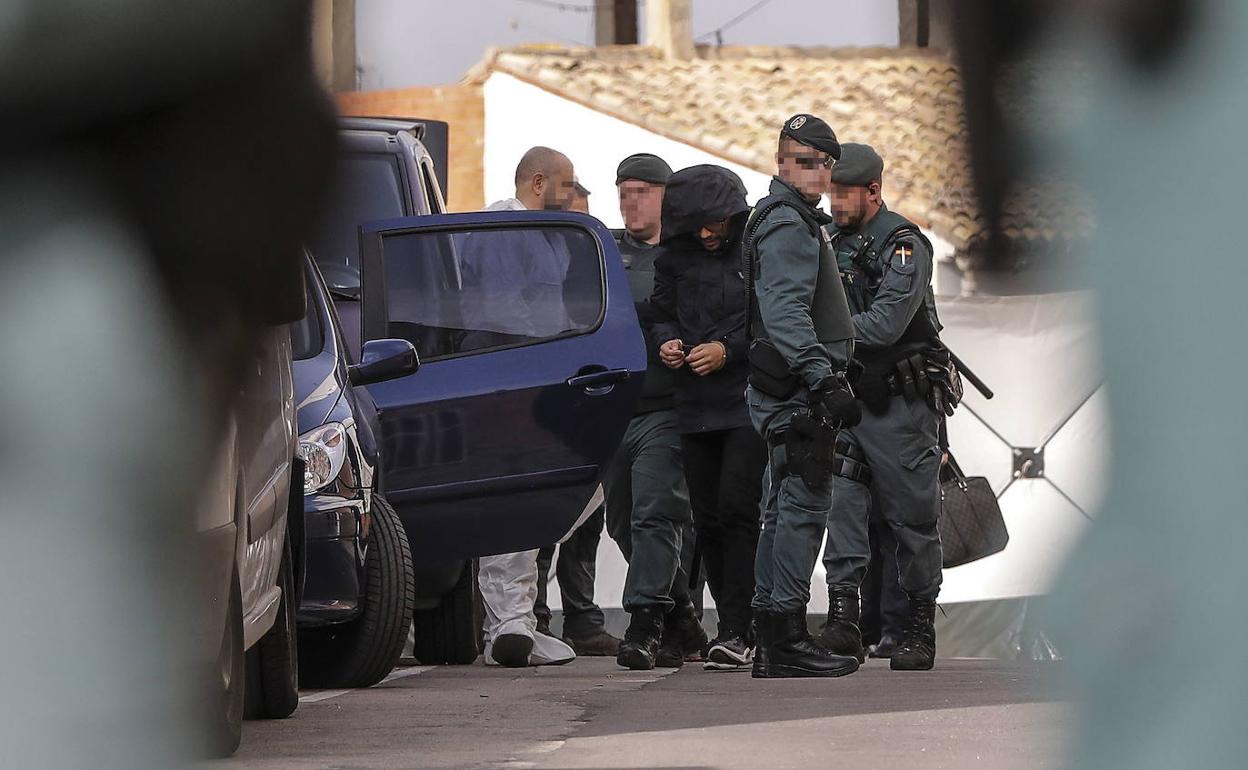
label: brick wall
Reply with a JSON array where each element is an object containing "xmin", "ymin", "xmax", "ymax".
[{"xmin": 335, "ymin": 84, "xmax": 484, "ymax": 212}]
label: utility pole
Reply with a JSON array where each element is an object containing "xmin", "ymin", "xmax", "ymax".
[{"xmin": 594, "ymin": 0, "xmax": 639, "ymax": 46}]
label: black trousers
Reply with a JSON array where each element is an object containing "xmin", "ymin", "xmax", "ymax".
[{"xmin": 680, "ymin": 426, "xmax": 767, "ymax": 639}]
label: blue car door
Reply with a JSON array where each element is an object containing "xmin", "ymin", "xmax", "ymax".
[{"xmin": 358, "ymin": 211, "xmax": 645, "ymax": 561}]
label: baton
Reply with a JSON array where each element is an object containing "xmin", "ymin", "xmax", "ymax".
[{"xmin": 948, "ymin": 349, "xmax": 994, "ymax": 400}]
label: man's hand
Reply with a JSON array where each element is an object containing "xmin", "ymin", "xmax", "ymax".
[
  {"xmin": 686, "ymin": 342, "xmax": 726, "ymax": 376},
  {"xmin": 660, "ymin": 339, "xmax": 686, "ymax": 369},
  {"xmin": 813, "ymin": 381, "xmax": 862, "ymax": 428}
]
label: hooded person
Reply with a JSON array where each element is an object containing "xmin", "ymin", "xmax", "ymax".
[{"xmin": 647, "ymin": 165, "xmax": 769, "ymax": 670}]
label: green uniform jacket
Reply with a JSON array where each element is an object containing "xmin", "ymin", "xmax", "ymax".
[
  {"xmin": 612, "ymin": 229, "xmax": 677, "ymax": 414},
  {"xmin": 828, "ymin": 203, "xmax": 940, "ymax": 353},
  {"xmin": 752, "ymin": 177, "xmax": 852, "ymax": 389}
]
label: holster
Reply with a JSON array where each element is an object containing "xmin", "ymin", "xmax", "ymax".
[
  {"xmin": 748, "ymin": 339, "xmax": 799, "ymax": 399},
  {"xmin": 784, "ymin": 408, "xmax": 837, "ymax": 490}
]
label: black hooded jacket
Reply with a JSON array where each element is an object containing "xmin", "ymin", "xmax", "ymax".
[{"xmin": 648, "ymin": 165, "xmax": 752, "ymax": 434}]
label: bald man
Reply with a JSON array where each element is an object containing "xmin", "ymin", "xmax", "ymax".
[
  {"xmin": 458, "ymin": 147, "xmax": 579, "ymax": 344},
  {"xmin": 501, "ymin": 146, "xmax": 579, "ymax": 213},
  {"xmin": 471, "ymin": 147, "xmax": 591, "ymax": 667}
]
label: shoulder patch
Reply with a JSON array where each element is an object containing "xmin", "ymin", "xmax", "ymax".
[{"xmin": 893, "ymin": 241, "xmax": 915, "ymax": 267}]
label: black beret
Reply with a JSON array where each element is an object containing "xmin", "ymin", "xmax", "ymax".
[
  {"xmin": 780, "ymin": 114, "xmax": 841, "ymax": 159},
  {"xmin": 615, "ymin": 153, "xmax": 673, "ymax": 185},
  {"xmin": 830, "ymin": 143, "xmax": 884, "ymax": 186}
]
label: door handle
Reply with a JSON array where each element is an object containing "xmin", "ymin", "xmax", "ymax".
[{"xmin": 566, "ymin": 368, "xmax": 631, "ymax": 391}]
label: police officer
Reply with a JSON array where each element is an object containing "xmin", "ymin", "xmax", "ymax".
[
  {"xmin": 608, "ymin": 153, "xmax": 709, "ymax": 670},
  {"xmin": 818, "ymin": 143, "xmax": 945, "ymax": 671},
  {"xmin": 744, "ymin": 114, "xmax": 863, "ymax": 678}
]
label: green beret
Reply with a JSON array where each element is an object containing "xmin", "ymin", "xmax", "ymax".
[
  {"xmin": 780, "ymin": 114, "xmax": 841, "ymax": 159},
  {"xmin": 830, "ymin": 143, "xmax": 884, "ymax": 186},
  {"xmin": 616, "ymin": 153, "xmax": 673, "ymax": 185}
]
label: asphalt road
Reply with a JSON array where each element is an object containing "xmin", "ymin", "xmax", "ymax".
[{"xmin": 209, "ymin": 658, "xmax": 1070, "ymax": 770}]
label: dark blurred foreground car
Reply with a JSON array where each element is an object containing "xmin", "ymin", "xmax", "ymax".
[
  {"xmin": 306, "ymin": 117, "xmax": 646, "ymax": 665},
  {"xmin": 290, "ymin": 251, "xmax": 420, "ymax": 687}
]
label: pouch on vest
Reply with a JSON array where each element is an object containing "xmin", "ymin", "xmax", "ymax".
[{"xmin": 748, "ymin": 339, "xmax": 799, "ymax": 399}]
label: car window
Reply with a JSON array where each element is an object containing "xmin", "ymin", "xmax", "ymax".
[
  {"xmin": 307, "ymin": 152, "xmax": 405, "ymax": 291},
  {"xmin": 378, "ymin": 225, "xmax": 603, "ymax": 361},
  {"xmin": 290, "ymin": 269, "xmax": 324, "ymax": 361}
]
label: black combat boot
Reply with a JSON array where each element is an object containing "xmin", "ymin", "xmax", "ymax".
[
  {"xmin": 655, "ymin": 599, "xmax": 709, "ymax": 668},
  {"xmin": 750, "ymin": 610, "xmax": 771, "ymax": 678},
  {"xmin": 616, "ymin": 607, "xmax": 664, "ymax": 671},
  {"xmin": 817, "ymin": 587, "xmax": 865, "ymax": 663},
  {"xmin": 890, "ymin": 596, "xmax": 937, "ymax": 671},
  {"xmin": 753, "ymin": 610, "xmax": 860, "ymax": 679}
]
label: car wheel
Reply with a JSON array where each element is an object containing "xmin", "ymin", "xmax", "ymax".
[
  {"xmin": 412, "ymin": 559, "xmax": 482, "ymax": 665},
  {"xmin": 245, "ymin": 537, "xmax": 300, "ymax": 719},
  {"xmin": 203, "ymin": 569, "xmax": 245, "ymax": 757},
  {"xmin": 298, "ymin": 494, "xmax": 415, "ymax": 688}
]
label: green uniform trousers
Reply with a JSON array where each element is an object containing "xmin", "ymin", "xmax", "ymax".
[
  {"xmin": 748, "ymin": 385, "xmax": 833, "ymax": 613},
  {"xmin": 603, "ymin": 409, "xmax": 695, "ymax": 612},
  {"xmin": 823, "ymin": 393, "xmax": 943, "ymax": 599}
]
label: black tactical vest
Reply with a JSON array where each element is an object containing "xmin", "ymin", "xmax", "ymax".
[
  {"xmin": 743, "ymin": 196, "xmax": 854, "ymax": 345},
  {"xmin": 831, "ymin": 208, "xmax": 942, "ymax": 353}
]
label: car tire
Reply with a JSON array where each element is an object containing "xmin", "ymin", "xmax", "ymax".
[
  {"xmin": 298, "ymin": 494, "xmax": 415, "ymax": 688},
  {"xmin": 203, "ymin": 569, "xmax": 245, "ymax": 757},
  {"xmin": 412, "ymin": 559, "xmax": 481, "ymax": 665},
  {"xmin": 245, "ymin": 537, "xmax": 300, "ymax": 719}
]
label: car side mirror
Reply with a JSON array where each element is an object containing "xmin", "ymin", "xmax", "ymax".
[{"xmin": 349, "ymin": 339, "xmax": 419, "ymax": 386}]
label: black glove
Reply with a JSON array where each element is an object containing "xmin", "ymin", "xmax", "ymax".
[{"xmin": 812, "ymin": 378, "xmax": 862, "ymax": 428}]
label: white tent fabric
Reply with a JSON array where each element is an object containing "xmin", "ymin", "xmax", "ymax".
[{"xmin": 935, "ymin": 291, "xmax": 1108, "ymax": 604}]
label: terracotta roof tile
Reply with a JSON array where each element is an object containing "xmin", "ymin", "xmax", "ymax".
[{"xmin": 479, "ymin": 44, "xmax": 1080, "ymax": 254}]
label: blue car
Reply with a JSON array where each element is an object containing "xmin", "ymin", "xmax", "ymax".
[
  {"xmin": 305, "ymin": 118, "xmax": 645, "ymax": 665},
  {"xmin": 290, "ymin": 252, "xmax": 420, "ymax": 687}
]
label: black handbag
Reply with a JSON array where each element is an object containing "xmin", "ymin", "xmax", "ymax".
[{"xmin": 938, "ymin": 452, "xmax": 1009, "ymax": 568}]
